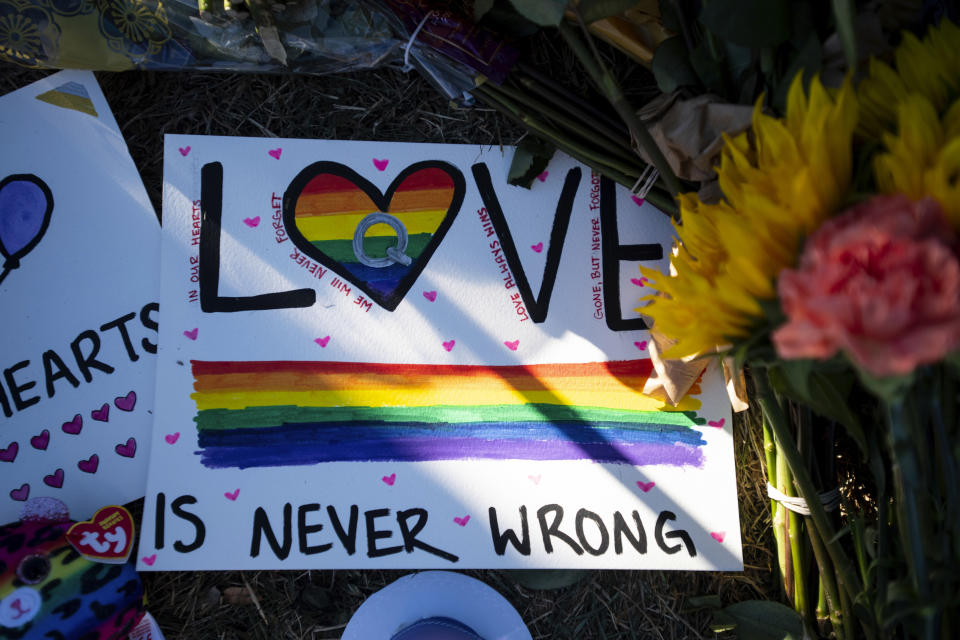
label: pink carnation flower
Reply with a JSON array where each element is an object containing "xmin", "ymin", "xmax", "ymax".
[{"xmin": 773, "ymin": 196, "xmax": 960, "ymax": 377}]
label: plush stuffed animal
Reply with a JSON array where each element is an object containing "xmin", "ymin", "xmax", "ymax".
[{"xmin": 0, "ymin": 497, "xmax": 145, "ymax": 639}]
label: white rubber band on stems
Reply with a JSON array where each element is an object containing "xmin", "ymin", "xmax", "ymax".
[
  {"xmin": 630, "ymin": 165, "xmax": 659, "ymax": 201},
  {"xmin": 766, "ymin": 483, "xmax": 841, "ymax": 516},
  {"xmin": 401, "ymin": 11, "xmax": 436, "ymax": 73}
]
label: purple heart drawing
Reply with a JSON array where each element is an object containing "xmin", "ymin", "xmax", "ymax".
[
  {"xmin": 91, "ymin": 404, "xmax": 109, "ymax": 422},
  {"xmin": 9, "ymin": 483, "xmax": 29, "ymax": 501},
  {"xmin": 0, "ymin": 442, "xmax": 17, "ymax": 462},
  {"xmin": 43, "ymin": 468, "xmax": 64, "ymax": 488},
  {"xmin": 114, "ymin": 391, "xmax": 137, "ymax": 412},
  {"xmin": 115, "ymin": 438, "xmax": 137, "ymax": 458},
  {"xmin": 30, "ymin": 429, "xmax": 49, "ymax": 450},
  {"xmin": 78, "ymin": 454, "xmax": 99, "ymax": 474},
  {"xmin": 62, "ymin": 414, "xmax": 83, "ymax": 434}
]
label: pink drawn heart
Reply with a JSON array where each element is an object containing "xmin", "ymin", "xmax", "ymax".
[
  {"xmin": 44, "ymin": 468, "xmax": 64, "ymax": 488},
  {"xmin": 504, "ymin": 340, "xmax": 519, "ymax": 351},
  {"xmin": 115, "ymin": 391, "xmax": 137, "ymax": 412},
  {"xmin": 10, "ymin": 483, "xmax": 29, "ymax": 501},
  {"xmin": 373, "ymin": 158, "xmax": 389, "ymax": 171},
  {"xmin": 141, "ymin": 554, "xmax": 156, "ymax": 566},
  {"xmin": 382, "ymin": 473, "xmax": 396, "ymax": 486},
  {"xmin": 62, "ymin": 414, "xmax": 83, "ymax": 435},
  {"xmin": 315, "ymin": 336, "xmax": 330, "ymax": 348},
  {"xmin": 115, "ymin": 438, "xmax": 137, "ymax": 458},
  {"xmin": 179, "ymin": 146, "xmax": 190, "ymax": 157},
  {"xmin": 165, "ymin": 432, "xmax": 180, "ymax": 445},
  {"xmin": 630, "ymin": 277, "xmax": 649, "ymax": 287},
  {"xmin": 0, "ymin": 442, "xmax": 17, "ymax": 462},
  {"xmin": 225, "ymin": 489, "xmax": 240, "ymax": 501},
  {"xmin": 78, "ymin": 454, "xmax": 99, "ymax": 474},
  {"xmin": 91, "ymin": 404, "xmax": 109, "ymax": 422},
  {"xmin": 636, "ymin": 481, "xmax": 656, "ymax": 493},
  {"xmin": 184, "ymin": 328, "xmax": 198, "ymax": 340},
  {"xmin": 423, "ymin": 290, "xmax": 437, "ymax": 302},
  {"xmin": 537, "ymin": 171, "xmax": 548, "ymax": 182},
  {"xmin": 243, "ymin": 216, "xmax": 260, "ymax": 228},
  {"xmin": 31, "ymin": 430, "xmax": 50, "ymax": 450},
  {"xmin": 528, "ymin": 474, "xmax": 541, "ymax": 485},
  {"xmin": 711, "ymin": 531, "xmax": 726, "ymax": 543},
  {"xmin": 453, "ymin": 515, "xmax": 470, "ymax": 526},
  {"xmin": 531, "ymin": 242, "xmax": 543, "ymax": 253},
  {"xmin": 634, "ymin": 341, "xmax": 647, "ymax": 350},
  {"xmin": 442, "ymin": 340, "xmax": 455, "ymax": 352},
  {"xmin": 631, "ymin": 195, "xmax": 645, "ymax": 207},
  {"xmin": 268, "ymin": 148, "xmax": 282, "ymax": 160},
  {"xmin": 708, "ymin": 418, "xmax": 726, "ymax": 429}
]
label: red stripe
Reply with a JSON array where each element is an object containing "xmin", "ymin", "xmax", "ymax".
[
  {"xmin": 191, "ymin": 359, "xmax": 653, "ymax": 379},
  {"xmin": 298, "ymin": 169, "xmax": 455, "ymax": 196}
]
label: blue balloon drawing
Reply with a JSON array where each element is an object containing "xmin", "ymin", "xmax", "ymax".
[{"xmin": 0, "ymin": 174, "xmax": 53, "ymax": 287}]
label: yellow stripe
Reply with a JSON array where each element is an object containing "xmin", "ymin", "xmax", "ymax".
[
  {"xmin": 294, "ymin": 210, "xmax": 447, "ymax": 242},
  {"xmin": 192, "ymin": 388, "xmax": 698, "ymax": 412}
]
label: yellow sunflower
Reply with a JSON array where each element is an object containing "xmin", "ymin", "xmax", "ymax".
[
  {"xmin": 638, "ymin": 76, "xmax": 858, "ymax": 359},
  {"xmin": 866, "ymin": 19, "xmax": 960, "ymax": 227}
]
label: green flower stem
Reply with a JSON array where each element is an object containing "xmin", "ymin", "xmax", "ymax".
[
  {"xmin": 489, "ymin": 81, "xmax": 641, "ymax": 167},
  {"xmin": 557, "ymin": 20, "xmax": 682, "ymax": 198},
  {"xmin": 755, "ymin": 370, "xmax": 864, "ymax": 606},
  {"xmin": 515, "ymin": 63, "xmax": 629, "ymax": 137},
  {"xmin": 761, "ymin": 416, "xmax": 789, "ymax": 597},
  {"xmin": 472, "ymin": 85, "xmax": 679, "ymax": 217},
  {"xmin": 815, "ymin": 578, "xmax": 830, "ymax": 636},
  {"xmin": 807, "ymin": 524, "xmax": 846, "ymax": 640},
  {"xmin": 775, "ymin": 438, "xmax": 795, "ymax": 605}
]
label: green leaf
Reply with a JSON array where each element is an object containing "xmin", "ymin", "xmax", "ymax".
[
  {"xmin": 690, "ymin": 41, "xmax": 725, "ymax": 94},
  {"xmin": 855, "ymin": 367, "xmax": 914, "ymax": 402},
  {"xmin": 508, "ymin": 0, "xmax": 567, "ymax": 26},
  {"xmin": 721, "ymin": 600, "xmax": 804, "ymax": 639},
  {"xmin": 685, "ymin": 594, "xmax": 723, "ymax": 611},
  {"xmin": 508, "ymin": 136, "xmax": 556, "ymax": 189},
  {"xmin": 473, "ymin": 0, "xmax": 496, "ymax": 21},
  {"xmin": 710, "ymin": 610, "xmax": 738, "ymax": 633},
  {"xmin": 652, "ymin": 36, "xmax": 700, "ymax": 93},
  {"xmin": 699, "ymin": 0, "xmax": 791, "ymax": 48},
  {"xmin": 579, "ymin": 0, "xmax": 636, "ymax": 23}
]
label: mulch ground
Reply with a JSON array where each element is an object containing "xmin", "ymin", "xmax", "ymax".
[{"xmin": 2, "ymin": 63, "xmax": 777, "ymax": 640}]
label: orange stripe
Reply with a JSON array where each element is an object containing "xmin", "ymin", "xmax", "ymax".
[{"xmin": 294, "ymin": 188, "xmax": 454, "ymax": 217}]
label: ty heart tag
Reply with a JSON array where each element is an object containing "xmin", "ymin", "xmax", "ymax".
[
  {"xmin": 283, "ymin": 161, "xmax": 465, "ymax": 311},
  {"xmin": 65, "ymin": 505, "xmax": 135, "ymax": 564}
]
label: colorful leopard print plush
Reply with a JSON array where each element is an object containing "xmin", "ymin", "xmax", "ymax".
[{"xmin": 0, "ymin": 498, "xmax": 145, "ymax": 639}]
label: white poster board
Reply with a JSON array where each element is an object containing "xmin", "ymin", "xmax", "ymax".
[
  {"xmin": 0, "ymin": 71, "xmax": 159, "ymax": 521},
  {"xmin": 139, "ymin": 134, "xmax": 740, "ymax": 570}
]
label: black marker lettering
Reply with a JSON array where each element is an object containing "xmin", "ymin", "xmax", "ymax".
[
  {"xmin": 489, "ymin": 506, "xmax": 531, "ymax": 556},
  {"xmin": 655, "ymin": 510, "xmax": 696, "ymax": 557},
  {"xmin": 613, "ymin": 511, "xmax": 647, "ymax": 554},
  {"xmin": 575, "ymin": 509, "xmax": 609, "ymax": 556},
  {"xmin": 397, "ymin": 508, "xmax": 458, "ymax": 563},
  {"xmin": 3, "ymin": 360, "xmax": 39, "ymax": 411},
  {"xmin": 365, "ymin": 508, "xmax": 402, "ymax": 558},
  {"xmin": 250, "ymin": 504, "xmax": 292, "ymax": 560},
  {"xmin": 42, "ymin": 349, "xmax": 80, "ymax": 398},
  {"xmin": 327, "ymin": 505, "xmax": 358, "ymax": 555},
  {"xmin": 139, "ymin": 302, "xmax": 159, "ymax": 354},
  {"xmin": 537, "ymin": 504, "xmax": 583, "ymax": 555},
  {"xmin": 171, "ymin": 495, "xmax": 206, "ymax": 553},
  {"xmin": 70, "ymin": 330, "xmax": 114, "ymax": 382},
  {"xmin": 298, "ymin": 503, "xmax": 332, "ymax": 555},
  {"xmin": 100, "ymin": 312, "xmax": 139, "ymax": 362}
]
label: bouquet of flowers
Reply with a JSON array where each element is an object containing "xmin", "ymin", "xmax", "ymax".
[{"xmin": 640, "ymin": 19, "xmax": 960, "ymax": 639}]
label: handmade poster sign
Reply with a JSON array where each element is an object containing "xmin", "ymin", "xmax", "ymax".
[
  {"xmin": 0, "ymin": 71, "xmax": 160, "ymax": 522},
  {"xmin": 140, "ymin": 134, "xmax": 740, "ymax": 570}
]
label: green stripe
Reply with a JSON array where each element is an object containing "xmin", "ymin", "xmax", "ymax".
[
  {"xmin": 311, "ymin": 233, "xmax": 433, "ymax": 263},
  {"xmin": 195, "ymin": 404, "xmax": 702, "ymax": 431}
]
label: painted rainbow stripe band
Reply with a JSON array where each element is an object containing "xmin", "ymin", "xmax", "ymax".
[{"xmin": 191, "ymin": 359, "xmax": 707, "ymax": 469}]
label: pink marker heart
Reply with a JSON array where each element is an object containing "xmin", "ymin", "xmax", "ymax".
[
  {"xmin": 10, "ymin": 483, "xmax": 29, "ymax": 501},
  {"xmin": 708, "ymin": 418, "xmax": 726, "ymax": 429},
  {"xmin": 44, "ymin": 468, "xmax": 64, "ymax": 489},
  {"xmin": 0, "ymin": 442, "xmax": 17, "ymax": 462},
  {"xmin": 373, "ymin": 158, "xmax": 389, "ymax": 171},
  {"xmin": 423, "ymin": 290, "xmax": 437, "ymax": 302},
  {"xmin": 243, "ymin": 216, "xmax": 260, "ymax": 228},
  {"xmin": 453, "ymin": 515, "xmax": 470, "ymax": 527},
  {"xmin": 115, "ymin": 391, "xmax": 137, "ymax": 412},
  {"xmin": 165, "ymin": 432, "xmax": 180, "ymax": 445},
  {"xmin": 225, "ymin": 489, "xmax": 240, "ymax": 501},
  {"xmin": 528, "ymin": 474, "xmax": 541, "ymax": 485},
  {"xmin": 78, "ymin": 454, "xmax": 99, "ymax": 474},
  {"xmin": 31, "ymin": 430, "xmax": 50, "ymax": 450},
  {"xmin": 634, "ymin": 341, "xmax": 647, "ymax": 350},
  {"xmin": 115, "ymin": 438, "xmax": 137, "ymax": 458},
  {"xmin": 268, "ymin": 148, "xmax": 282, "ymax": 160},
  {"xmin": 382, "ymin": 473, "xmax": 396, "ymax": 486},
  {"xmin": 537, "ymin": 171, "xmax": 548, "ymax": 182},
  {"xmin": 711, "ymin": 531, "xmax": 726, "ymax": 543},
  {"xmin": 141, "ymin": 554, "xmax": 156, "ymax": 566},
  {"xmin": 179, "ymin": 146, "xmax": 190, "ymax": 157},
  {"xmin": 62, "ymin": 414, "xmax": 83, "ymax": 435},
  {"xmin": 442, "ymin": 340, "xmax": 455, "ymax": 352},
  {"xmin": 314, "ymin": 336, "xmax": 330, "ymax": 348},
  {"xmin": 631, "ymin": 195, "xmax": 645, "ymax": 207},
  {"xmin": 504, "ymin": 340, "xmax": 519, "ymax": 351},
  {"xmin": 531, "ymin": 242, "xmax": 543, "ymax": 253},
  {"xmin": 91, "ymin": 404, "xmax": 109, "ymax": 422},
  {"xmin": 630, "ymin": 277, "xmax": 649, "ymax": 287},
  {"xmin": 636, "ymin": 481, "xmax": 656, "ymax": 493},
  {"xmin": 184, "ymin": 328, "xmax": 198, "ymax": 340}
]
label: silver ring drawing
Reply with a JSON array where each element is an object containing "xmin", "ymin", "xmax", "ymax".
[{"xmin": 352, "ymin": 212, "xmax": 412, "ymax": 267}]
